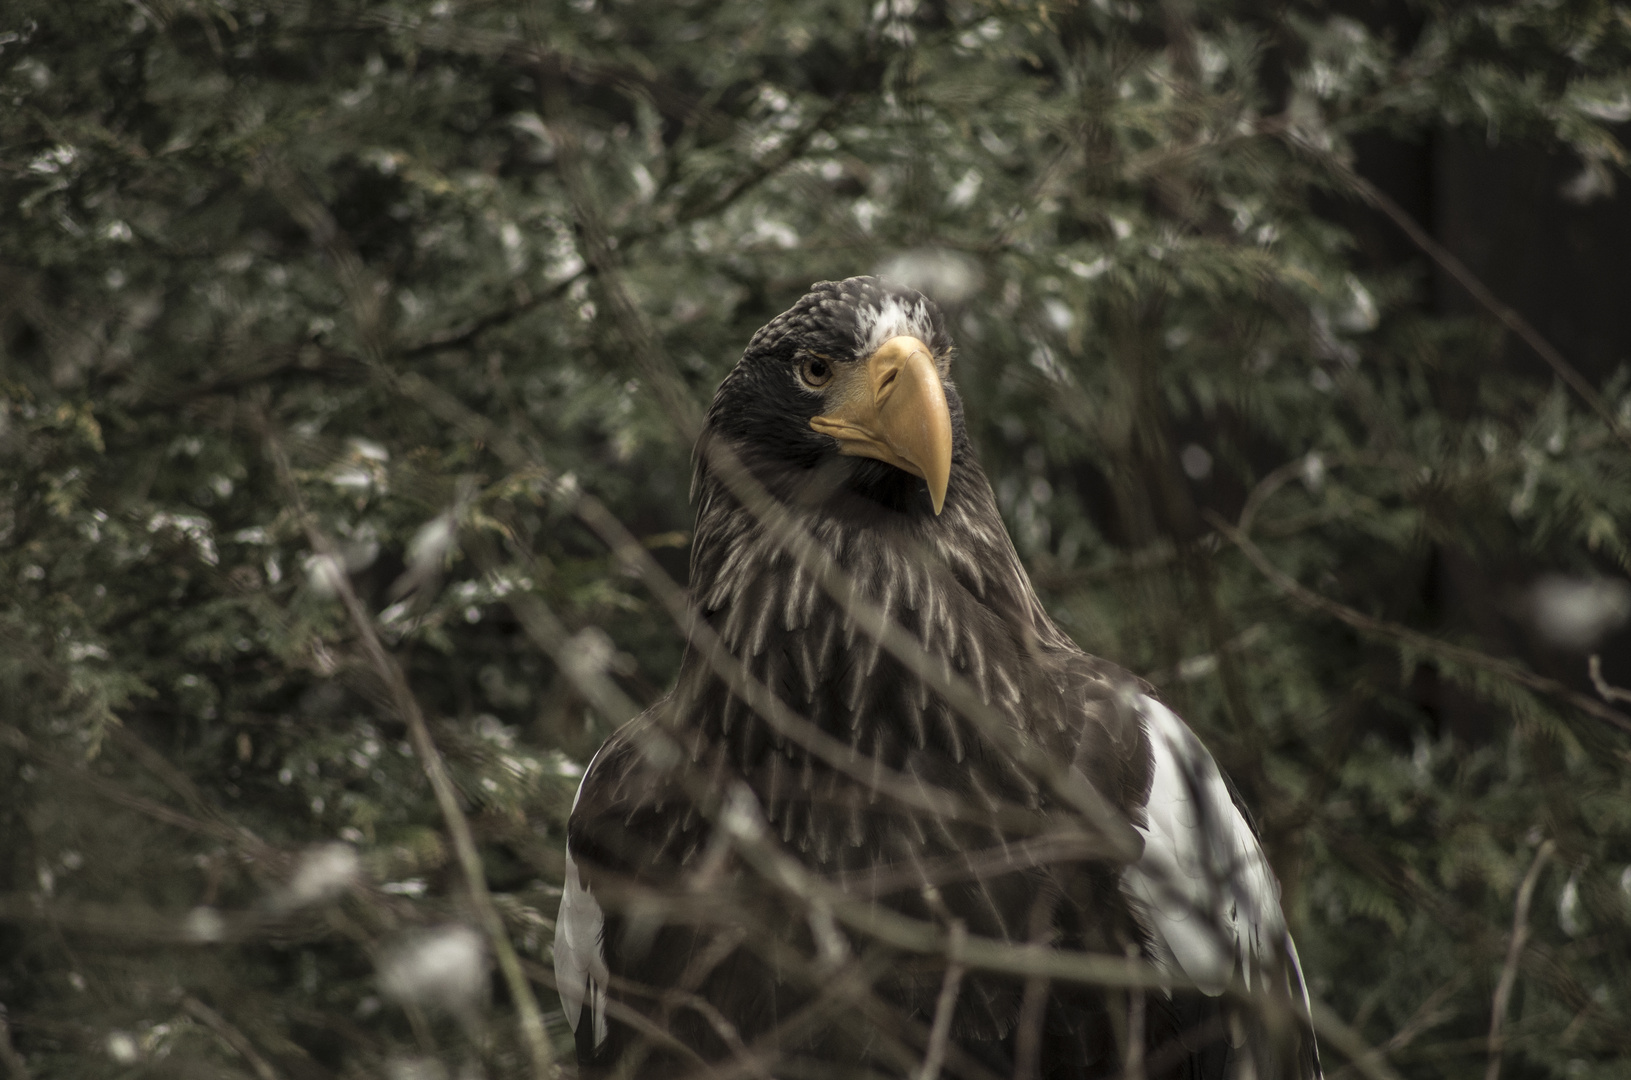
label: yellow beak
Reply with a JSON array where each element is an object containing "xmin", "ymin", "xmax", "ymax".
[{"xmin": 808, "ymin": 336, "xmax": 953, "ymax": 515}]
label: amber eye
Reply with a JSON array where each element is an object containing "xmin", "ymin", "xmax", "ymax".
[{"xmin": 798, "ymin": 356, "xmax": 834, "ymax": 389}]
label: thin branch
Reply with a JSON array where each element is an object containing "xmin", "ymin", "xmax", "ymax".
[
  {"xmin": 1289, "ymin": 133, "xmax": 1631, "ymax": 455},
  {"xmin": 183, "ymin": 997, "xmax": 282, "ymax": 1080},
  {"xmin": 261, "ymin": 430, "xmax": 555, "ymax": 1079},
  {"xmin": 396, "ymin": 268, "xmax": 588, "ymax": 357},
  {"xmin": 1309, "ymin": 1001, "xmax": 1409, "ymax": 1080},
  {"xmin": 657, "ymin": 988, "xmax": 774, "ymax": 1080},
  {"xmin": 1588, "ymin": 655, "xmax": 1631, "ymax": 705},
  {"xmin": 1237, "ymin": 456, "xmax": 1315, "ymax": 540},
  {"xmin": 915, "ymin": 921, "xmax": 966, "ymax": 1080},
  {"xmin": 1206, "ymin": 511, "xmax": 1631, "ymax": 735},
  {"xmin": 1329, "ymin": 976, "xmax": 1465, "ymax": 1080},
  {"xmin": 1486, "ymin": 840, "xmax": 1555, "ymax": 1080},
  {"xmin": 717, "ymin": 783, "xmax": 1186, "ymax": 995}
]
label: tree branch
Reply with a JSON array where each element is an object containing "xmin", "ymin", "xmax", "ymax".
[
  {"xmin": 1206, "ymin": 511, "xmax": 1631, "ymax": 735},
  {"xmin": 1588, "ymin": 655, "xmax": 1631, "ymax": 706},
  {"xmin": 914, "ymin": 920, "xmax": 966, "ymax": 1080},
  {"xmin": 1486, "ymin": 840, "xmax": 1555, "ymax": 1080},
  {"xmin": 183, "ymin": 997, "xmax": 283, "ymax": 1080},
  {"xmin": 261, "ymin": 428, "xmax": 556, "ymax": 1079},
  {"xmin": 1290, "ymin": 134, "xmax": 1631, "ymax": 455}
]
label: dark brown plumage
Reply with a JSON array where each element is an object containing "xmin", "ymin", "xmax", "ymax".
[{"xmin": 555, "ymin": 277, "xmax": 1321, "ymax": 1079}]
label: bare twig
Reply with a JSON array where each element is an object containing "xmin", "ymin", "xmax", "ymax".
[
  {"xmin": 716, "ymin": 783, "xmax": 1178, "ymax": 995},
  {"xmin": 398, "ymin": 268, "xmax": 589, "ymax": 357},
  {"xmin": 262, "ymin": 431, "xmax": 555, "ymax": 1079},
  {"xmin": 1486, "ymin": 840, "xmax": 1555, "ymax": 1080},
  {"xmin": 1309, "ymin": 1001, "xmax": 1409, "ymax": 1080},
  {"xmin": 915, "ymin": 921, "xmax": 966, "ymax": 1080},
  {"xmin": 1206, "ymin": 512, "xmax": 1631, "ymax": 735},
  {"xmin": 1588, "ymin": 655, "xmax": 1631, "ymax": 705},
  {"xmin": 659, "ymin": 987, "xmax": 774, "ymax": 1080},
  {"xmin": 1329, "ymin": 976, "xmax": 1464, "ymax": 1080},
  {"xmin": 1237, "ymin": 457, "xmax": 1318, "ymax": 540},
  {"xmin": 400, "ymin": 375, "xmax": 1061, "ymax": 842},
  {"xmin": 183, "ymin": 997, "xmax": 282, "ymax": 1080}
]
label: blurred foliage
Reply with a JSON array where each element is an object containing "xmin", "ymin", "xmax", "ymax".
[{"xmin": 3, "ymin": 0, "xmax": 1631, "ymax": 1077}]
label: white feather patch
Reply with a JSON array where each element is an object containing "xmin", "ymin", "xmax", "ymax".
[
  {"xmin": 555, "ymin": 752, "xmax": 610, "ymax": 1046},
  {"xmin": 1122, "ymin": 695, "xmax": 1285, "ymax": 996},
  {"xmin": 858, "ymin": 294, "xmax": 936, "ymax": 354}
]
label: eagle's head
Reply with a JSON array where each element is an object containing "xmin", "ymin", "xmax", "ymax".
[{"xmin": 703, "ymin": 276, "xmax": 965, "ymax": 517}]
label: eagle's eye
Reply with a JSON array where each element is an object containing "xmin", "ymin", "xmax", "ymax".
[{"xmin": 798, "ymin": 356, "xmax": 835, "ymax": 389}]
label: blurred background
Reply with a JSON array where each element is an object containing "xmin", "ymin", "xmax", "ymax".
[{"xmin": 3, "ymin": 0, "xmax": 1631, "ymax": 1077}]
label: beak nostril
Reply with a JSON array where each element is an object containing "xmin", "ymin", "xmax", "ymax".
[{"xmin": 875, "ymin": 366, "xmax": 899, "ymax": 399}]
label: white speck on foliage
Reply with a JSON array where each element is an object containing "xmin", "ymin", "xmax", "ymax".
[
  {"xmin": 304, "ymin": 553, "xmax": 346, "ymax": 597},
  {"xmin": 946, "ymin": 169, "xmax": 982, "ymax": 209},
  {"xmin": 387, "ymin": 1055, "xmax": 450, "ymax": 1080},
  {"xmin": 106, "ymin": 1032, "xmax": 139, "ymax": 1064},
  {"xmin": 407, "ymin": 514, "xmax": 455, "ymax": 574},
  {"xmin": 1528, "ymin": 575, "xmax": 1631, "ymax": 650},
  {"xmin": 281, "ymin": 843, "xmax": 360, "ymax": 908},
  {"xmin": 1559, "ymin": 869, "xmax": 1585, "ymax": 937},
  {"xmin": 1180, "ymin": 444, "xmax": 1213, "ymax": 480},
  {"xmin": 1561, "ymin": 160, "xmax": 1614, "ymax": 205},
  {"xmin": 1337, "ymin": 274, "xmax": 1378, "ymax": 332},
  {"xmin": 1042, "ymin": 298, "xmax": 1074, "ymax": 332},
  {"xmin": 378, "ymin": 925, "xmax": 488, "ymax": 1015},
  {"xmin": 184, "ymin": 906, "xmax": 226, "ymax": 942},
  {"xmin": 148, "ymin": 512, "xmax": 219, "ymax": 565}
]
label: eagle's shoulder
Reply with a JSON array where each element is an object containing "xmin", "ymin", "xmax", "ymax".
[{"xmin": 566, "ymin": 702, "xmax": 721, "ymax": 874}]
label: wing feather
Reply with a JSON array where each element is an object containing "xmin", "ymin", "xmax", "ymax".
[
  {"xmin": 554, "ymin": 749, "xmax": 611, "ymax": 1048},
  {"xmin": 1122, "ymin": 694, "xmax": 1283, "ymax": 993}
]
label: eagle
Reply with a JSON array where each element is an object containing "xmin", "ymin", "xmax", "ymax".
[{"xmin": 554, "ymin": 277, "xmax": 1322, "ymax": 1079}]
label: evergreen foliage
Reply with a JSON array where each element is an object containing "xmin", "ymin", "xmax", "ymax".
[{"xmin": 3, "ymin": 0, "xmax": 1630, "ymax": 1076}]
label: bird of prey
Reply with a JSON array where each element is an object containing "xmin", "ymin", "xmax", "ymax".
[{"xmin": 554, "ymin": 277, "xmax": 1321, "ymax": 1079}]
